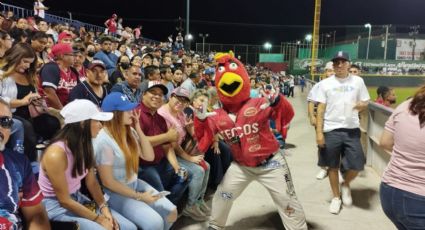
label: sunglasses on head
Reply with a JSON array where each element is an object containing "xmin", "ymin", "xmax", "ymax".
[{"xmin": 0, "ymin": 116, "xmax": 13, "ymax": 129}]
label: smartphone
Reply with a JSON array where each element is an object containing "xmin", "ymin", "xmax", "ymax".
[{"xmin": 156, "ymin": 191, "xmax": 171, "ymax": 197}]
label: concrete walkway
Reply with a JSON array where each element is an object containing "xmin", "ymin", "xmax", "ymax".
[{"xmin": 174, "ymin": 87, "xmax": 395, "ymax": 230}]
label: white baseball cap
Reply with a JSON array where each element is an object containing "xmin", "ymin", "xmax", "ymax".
[{"xmin": 60, "ymin": 99, "xmax": 113, "ymax": 124}]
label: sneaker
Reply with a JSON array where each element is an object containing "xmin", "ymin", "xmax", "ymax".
[
  {"xmin": 182, "ymin": 204, "xmax": 208, "ymax": 221},
  {"xmin": 329, "ymin": 197, "xmax": 342, "ymax": 214},
  {"xmin": 316, "ymin": 168, "xmax": 328, "ymax": 180},
  {"xmin": 341, "ymin": 185, "xmax": 352, "ymax": 206},
  {"xmin": 198, "ymin": 200, "xmax": 211, "ymax": 216}
]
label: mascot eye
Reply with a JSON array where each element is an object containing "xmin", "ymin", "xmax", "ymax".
[
  {"xmin": 218, "ymin": 66, "xmax": 226, "ymax": 72},
  {"xmin": 229, "ymin": 63, "xmax": 238, "ymax": 70}
]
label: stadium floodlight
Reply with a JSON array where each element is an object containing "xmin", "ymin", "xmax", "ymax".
[
  {"xmin": 264, "ymin": 42, "xmax": 272, "ymax": 53},
  {"xmin": 305, "ymin": 34, "xmax": 312, "ymax": 42},
  {"xmin": 365, "ymin": 23, "xmax": 372, "ymax": 59}
]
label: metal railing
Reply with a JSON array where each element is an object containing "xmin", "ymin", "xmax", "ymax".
[
  {"xmin": 1, "ymin": 2, "xmax": 105, "ymax": 32},
  {"xmin": 304, "ymin": 80, "xmax": 392, "ymax": 175}
]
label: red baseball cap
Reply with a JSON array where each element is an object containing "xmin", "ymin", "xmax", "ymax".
[
  {"xmin": 51, "ymin": 43, "xmax": 74, "ymax": 57},
  {"xmin": 58, "ymin": 31, "xmax": 72, "ymax": 42}
]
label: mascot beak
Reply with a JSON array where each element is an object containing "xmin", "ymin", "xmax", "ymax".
[{"xmin": 218, "ymin": 72, "xmax": 244, "ymax": 97}]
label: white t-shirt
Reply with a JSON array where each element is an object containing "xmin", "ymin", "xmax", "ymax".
[
  {"xmin": 315, "ymin": 75, "xmax": 370, "ymax": 132},
  {"xmin": 307, "ymin": 81, "xmax": 321, "ymax": 102},
  {"xmin": 34, "ymin": 1, "xmax": 45, "ymax": 18}
]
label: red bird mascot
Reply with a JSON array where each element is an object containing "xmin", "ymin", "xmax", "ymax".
[{"xmin": 194, "ymin": 52, "xmax": 307, "ymax": 230}]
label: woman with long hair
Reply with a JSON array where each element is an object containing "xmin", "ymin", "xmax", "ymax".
[
  {"xmin": 158, "ymin": 87, "xmax": 210, "ymax": 221},
  {"xmin": 94, "ymin": 92, "xmax": 177, "ymax": 230},
  {"xmin": 39, "ymin": 99, "xmax": 134, "ymax": 229},
  {"xmin": 0, "ymin": 42, "xmax": 60, "ymax": 161},
  {"xmin": 379, "ymin": 85, "xmax": 425, "ymax": 229}
]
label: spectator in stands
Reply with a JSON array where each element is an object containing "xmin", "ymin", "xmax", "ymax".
[
  {"xmin": 0, "ymin": 43, "xmax": 60, "ymax": 161},
  {"xmin": 35, "ymin": 17, "xmax": 48, "ymax": 32},
  {"xmin": 160, "ymin": 65, "xmax": 175, "ymax": 101},
  {"xmin": 30, "ymin": 31, "xmax": 49, "ymax": 65},
  {"xmin": 116, "ymin": 18, "xmax": 123, "ymax": 37},
  {"xmin": 95, "ymin": 92, "xmax": 177, "ymax": 230},
  {"xmin": 94, "ymin": 36, "xmax": 118, "ymax": 76},
  {"xmin": 104, "ymin": 14, "xmax": 118, "ymax": 36},
  {"xmin": 109, "ymin": 55, "xmax": 130, "ymax": 87},
  {"xmin": 0, "ymin": 30, "xmax": 13, "ymax": 58},
  {"xmin": 203, "ymin": 88, "xmax": 232, "ymax": 188},
  {"xmin": 69, "ymin": 60, "xmax": 108, "ymax": 106},
  {"xmin": 39, "ymin": 99, "xmax": 133, "ymax": 229},
  {"xmin": 57, "ymin": 31, "xmax": 72, "ymax": 44},
  {"xmin": 86, "ymin": 44, "xmax": 96, "ymax": 64},
  {"xmin": 134, "ymin": 25, "xmax": 142, "ymax": 40},
  {"xmin": 41, "ymin": 43, "xmax": 79, "ymax": 109},
  {"xmin": 349, "ymin": 64, "xmax": 361, "ymax": 76},
  {"xmin": 137, "ymin": 81, "xmax": 189, "ymax": 205},
  {"xmin": 111, "ymin": 65, "xmax": 142, "ymax": 103},
  {"xmin": 142, "ymin": 53, "xmax": 154, "ymax": 68},
  {"xmin": 34, "ymin": 0, "xmax": 49, "ymax": 19},
  {"xmin": 10, "ymin": 27, "xmax": 29, "ymax": 45},
  {"xmin": 0, "ymin": 13, "xmax": 14, "ymax": 32},
  {"xmin": 379, "ymin": 85, "xmax": 425, "ymax": 230},
  {"xmin": 72, "ymin": 44, "xmax": 88, "ymax": 82},
  {"xmin": 172, "ymin": 68, "xmax": 183, "ymax": 87},
  {"xmin": 45, "ymin": 34, "xmax": 54, "ymax": 54},
  {"xmin": 375, "ymin": 86, "xmax": 396, "ymax": 108},
  {"xmin": 183, "ymin": 62, "xmax": 192, "ymax": 79},
  {"xmin": 162, "ymin": 56, "xmax": 172, "ymax": 66},
  {"xmin": 0, "ymin": 99, "xmax": 51, "ymax": 230},
  {"xmin": 181, "ymin": 72, "xmax": 201, "ymax": 97},
  {"xmin": 131, "ymin": 54, "xmax": 142, "ymax": 68},
  {"xmin": 158, "ymin": 87, "xmax": 211, "ymax": 221}
]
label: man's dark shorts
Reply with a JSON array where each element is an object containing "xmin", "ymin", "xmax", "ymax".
[{"xmin": 318, "ymin": 128, "xmax": 365, "ymax": 171}]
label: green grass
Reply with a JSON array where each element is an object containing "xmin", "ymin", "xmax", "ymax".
[{"xmin": 367, "ymin": 87, "xmax": 418, "ymax": 106}]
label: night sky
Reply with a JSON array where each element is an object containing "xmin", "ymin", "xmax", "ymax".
[{"xmin": 6, "ymin": 0, "xmax": 425, "ymax": 45}]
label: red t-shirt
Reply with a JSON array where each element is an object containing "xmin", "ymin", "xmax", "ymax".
[{"xmin": 105, "ymin": 18, "xmax": 117, "ymax": 33}]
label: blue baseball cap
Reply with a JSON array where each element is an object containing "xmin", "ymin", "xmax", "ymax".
[{"xmin": 101, "ymin": 92, "xmax": 138, "ymax": 112}]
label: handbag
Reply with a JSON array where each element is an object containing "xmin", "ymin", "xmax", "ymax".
[{"xmin": 28, "ymin": 97, "xmax": 48, "ymax": 118}]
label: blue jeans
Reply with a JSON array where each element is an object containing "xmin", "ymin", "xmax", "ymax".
[
  {"xmin": 177, "ymin": 157, "xmax": 210, "ymax": 205},
  {"xmin": 42, "ymin": 192, "xmax": 136, "ymax": 230},
  {"xmin": 138, "ymin": 158, "xmax": 189, "ymax": 205},
  {"xmin": 380, "ymin": 182, "xmax": 425, "ymax": 230},
  {"xmin": 105, "ymin": 179, "xmax": 177, "ymax": 230}
]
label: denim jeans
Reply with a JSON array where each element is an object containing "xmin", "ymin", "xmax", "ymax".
[
  {"xmin": 138, "ymin": 158, "xmax": 189, "ymax": 205},
  {"xmin": 204, "ymin": 140, "xmax": 233, "ymax": 188},
  {"xmin": 380, "ymin": 182, "xmax": 425, "ymax": 230},
  {"xmin": 105, "ymin": 179, "xmax": 177, "ymax": 230},
  {"xmin": 42, "ymin": 191, "xmax": 136, "ymax": 230},
  {"xmin": 177, "ymin": 157, "xmax": 210, "ymax": 205}
]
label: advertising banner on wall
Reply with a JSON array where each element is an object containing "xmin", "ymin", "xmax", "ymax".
[{"xmin": 396, "ymin": 39, "xmax": 425, "ymax": 60}]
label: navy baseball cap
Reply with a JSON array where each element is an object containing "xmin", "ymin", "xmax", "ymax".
[
  {"xmin": 332, "ymin": 51, "xmax": 350, "ymax": 62},
  {"xmin": 101, "ymin": 92, "xmax": 138, "ymax": 112}
]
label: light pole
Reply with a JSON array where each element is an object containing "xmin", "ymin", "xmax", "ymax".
[
  {"xmin": 199, "ymin": 33, "xmax": 209, "ymax": 54},
  {"xmin": 185, "ymin": 0, "xmax": 191, "ymax": 50},
  {"xmin": 185, "ymin": 34, "xmax": 193, "ymax": 51},
  {"xmin": 264, "ymin": 42, "xmax": 272, "ymax": 53},
  {"xmin": 365, "ymin": 23, "xmax": 372, "ymax": 60},
  {"xmin": 305, "ymin": 34, "xmax": 312, "ymax": 58}
]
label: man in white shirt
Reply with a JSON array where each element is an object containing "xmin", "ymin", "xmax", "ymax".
[{"xmin": 315, "ymin": 51, "xmax": 370, "ymax": 214}]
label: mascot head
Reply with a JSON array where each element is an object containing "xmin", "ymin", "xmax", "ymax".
[{"xmin": 214, "ymin": 52, "xmax": 251, "ymax": 113}]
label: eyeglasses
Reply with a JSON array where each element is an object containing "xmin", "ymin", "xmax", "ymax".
[{"xmin": 0, "ymin": 116, "xmax": 14, "ymax": 129}]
